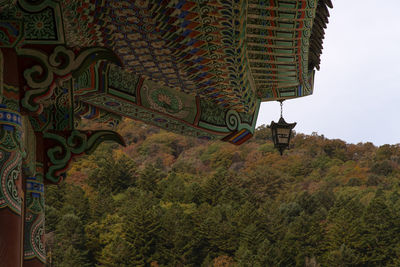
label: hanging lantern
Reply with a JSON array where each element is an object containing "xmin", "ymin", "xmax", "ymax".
[{"xmin": 270, "ymin": 101, "xmax": 296, "ymax": 155}]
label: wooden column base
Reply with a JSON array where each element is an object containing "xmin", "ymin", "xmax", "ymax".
[{"xmin": 0, "ymin": 208, "xmax": 22, "ymax": 267}]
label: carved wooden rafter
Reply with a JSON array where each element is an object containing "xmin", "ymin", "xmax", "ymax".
[{"xmin": 35, "ymin": 130, "xmax": 125, "ymax": 184}]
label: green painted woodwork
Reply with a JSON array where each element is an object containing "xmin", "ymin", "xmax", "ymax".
[
  {"xmin": 17, "ymin": 45, "xmax": 121, "ymax": 114},
  {"xmin": 0, "ymin": 0, "xmax": 64, "ymax": 44},
  {"xmin": 0, "ymin": 120, "xmax": 22, "ymax": 214},
  {"xmin": 75, "ymin": 61, "xmax": 259, "ymax": 141},
  {"xmin": 0, "ymin": 77, "xmax": 23, "ymax": 215},
  {"xmin": 40, "ymin": 130, "xmax": 125, "ymax": 184},
  {"xmin": 24, "ymin": 166, "xmax": 46, "ymax": 263}
]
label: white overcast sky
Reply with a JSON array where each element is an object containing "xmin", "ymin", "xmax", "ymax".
[{"xmin": 256, "ymin": 0, "xmax": 400, "ymax": 146}]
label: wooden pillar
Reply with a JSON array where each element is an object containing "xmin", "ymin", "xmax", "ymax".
[
  {"xmin": 23, "ymin": 118, "xmax": 45, "ymax": 266},
  {"xmin": 0, "ymin": 48, "xmax": 24, "ymax": 266}
]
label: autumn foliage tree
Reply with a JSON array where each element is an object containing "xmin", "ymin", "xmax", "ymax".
[{"xmin": 45, "ymin": 119, "xmax": 400, "ymax": 266}]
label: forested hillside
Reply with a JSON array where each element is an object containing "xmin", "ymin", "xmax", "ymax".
[{"xmin": 45, "ymin": 119, "xmax": 400, "ymax": 266}]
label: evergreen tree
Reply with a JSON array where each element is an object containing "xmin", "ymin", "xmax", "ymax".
[
  {"xmin": 52, "ymin": 214, "xmax": 90, "ymax": 266},
  {"xmin": 122, "ymin": 190, "xmax": 161, "ymax": 266}
]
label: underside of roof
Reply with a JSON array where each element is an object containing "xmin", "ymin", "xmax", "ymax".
[
  {"xmin": 61, "ymin": 0, "xmax": 332, "ymax": 111},
  {"xmin": 0, "ymin": 0, "xmax": 332, "ymax": 144}
]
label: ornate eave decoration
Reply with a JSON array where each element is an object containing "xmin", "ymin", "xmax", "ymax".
[{"xmin": 0, "ymin": 0, "xmax": 332, "ymax": 146}]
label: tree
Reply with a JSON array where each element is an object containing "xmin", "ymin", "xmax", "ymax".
[
  {"xmin": 87, "ymin": 148, "xmax": 136, "ymax": 195},
  {"xmin": 121, "ymin": 189, "xmax": 161, "ymax": 266},
  {"xmin": 52, "ymin": 214, "xmax": 89, "ymax": 266},
  {"xmin": 360, "ymin": 191, "xmax": 399, "ymax": 265},
  {"xmin": 323, "ymin": 196, "xmax": 365, "ymax": 266}
]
